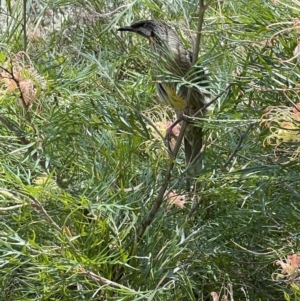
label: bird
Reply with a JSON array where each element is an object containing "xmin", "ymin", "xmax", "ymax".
[{"xmin": 118, "ymin": 20, "xmax": 208, "ymax": 180}]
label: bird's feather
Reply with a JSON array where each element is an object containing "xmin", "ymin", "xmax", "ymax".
[{"xmin": 118, "ymin": 20, "xmax": 208, "ymax": 179}]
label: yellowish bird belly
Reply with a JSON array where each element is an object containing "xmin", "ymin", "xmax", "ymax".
[{"xmin": 156, "ymin": 82, "xmax": 185, "ymax": 110}]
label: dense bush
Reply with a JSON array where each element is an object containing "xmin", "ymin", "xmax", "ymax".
[{"xmin": 0, "ymin": 0, "xmax": 299, "ymax": 300}]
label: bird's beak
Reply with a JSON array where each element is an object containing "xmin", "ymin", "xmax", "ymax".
[
  {"xmin": 117, "ymin": 23, "xmax": 151, "ymax": 38},
  {"xmin": 117, "ymin": 26, "xmax": 135, "ymax": 32}
]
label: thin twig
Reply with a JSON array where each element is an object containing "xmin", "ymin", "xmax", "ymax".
[
  {"xmin": 231, "ymin": 240, "xmax": 275, "ymax": 255},
  {"xmin": 137, "ymin": 153, "xmax": 177, "ymax": 239},
  {"xmin": 223, "ymin": 123, "xmax": 254, "ymax": 169},
  {"xmin": 183, "ymin": 0, "xmax": 206, "ymax": 113},
  {"xmin": 0, "ymin": 204, "xmax": 23, "ymax": 211},
  {"xmin": 0, "ymin": 188, "xmax": 61, "ymax": 231},
  {"xmin": 96, "ymin": 4, "xmax": 130, "ymax": 17},
  {"xmin": 137, "ymin": 111, "xmax": 165, "ymax": 141},
  {"xmin": 282, "ymin": 183, "xmax": 300, "ymax": 199},
  {"xmin": 23, "ymin": 0, "xmax": 27, "ymax": 52},
  {"xmin": 79, "ymin": 268, "xmax": 138, "ymax": 292},
  {"xmin": 192, "ymin": 0, "xmax": 205, "ymax": 65},
  {"xmin": 0, "ymin": 114, "xmax": 27, "ymax": 139}
]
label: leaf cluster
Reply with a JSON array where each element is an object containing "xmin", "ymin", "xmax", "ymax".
[{"xmin": 0, "ymin": 0, "xmax": 300, "ymax": 300}]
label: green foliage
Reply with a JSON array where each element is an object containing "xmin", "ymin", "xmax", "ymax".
[
  {"xmin": 0, "ymin": 0, "xmax": 300, "ymax": 300},
  {"xmin": 284, "ymin": 284, "xmax": 300, "ymax": 301}
]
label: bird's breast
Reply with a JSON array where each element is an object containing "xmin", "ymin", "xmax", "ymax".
[{"xmin": 156, "ymin": 83, "xmax": 185, "ymax": 110}]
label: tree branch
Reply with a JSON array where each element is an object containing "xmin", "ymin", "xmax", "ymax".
[{"xmin": 137, "ymin": 0, "xmax": 210, "ymax": 240}]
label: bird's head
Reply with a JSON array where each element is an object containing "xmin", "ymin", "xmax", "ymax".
[
  {"xmin": 118, "ymin": 20, "xmax": 192, "ymax": 75},
  {"xmin": 117, "ymin": 20, "xmax": 157, "ymax": 39},
  {"xmin": 117, "ymin": 20, "xmax": 182, "ymax": 49}
]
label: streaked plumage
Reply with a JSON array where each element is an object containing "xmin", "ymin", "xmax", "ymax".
[{"xmin": 118, "ymin": 20, "xmax": 208, "ymax": 178}]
